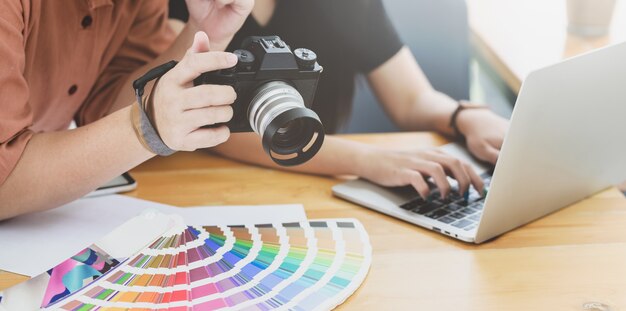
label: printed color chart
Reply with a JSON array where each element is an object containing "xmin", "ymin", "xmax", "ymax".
[{"xmin": 54, "ymin": 218, "xmax": 371, "ymax": 310}]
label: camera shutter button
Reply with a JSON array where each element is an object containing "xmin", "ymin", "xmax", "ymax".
[
  {"xmin": 233, "ymin": 49, "xmax": 255, "ymax": 72},
  {"xmin": 294, "ymin": 48, "xmax": 317, "ymax": 70}
]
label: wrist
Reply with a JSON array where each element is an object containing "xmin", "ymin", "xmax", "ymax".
[
  {"xmin": 351, "ymin": 144, "xmax": 380, "ymax": 178},
  {"xmin": 124, "ymin": 105, "xmax": 157, "ymax": 160},
  {"xmin": 450, "ymin": 101, "xmax": 490, "ymax": 139},
  {"xmin": 456, "ymin": 107, "xmax": 492, "ymax": 138},
  {"xmin": 132, "ymin": 61, "xmax": 178, "ymax": 156}
]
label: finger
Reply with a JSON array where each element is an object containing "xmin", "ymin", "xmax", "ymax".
[
  {"xmin": 182, "ymin": 125, "xmax": 231, "ymax": 151},
  {"xmin": 465, "ymin": 163, "xmax": 485, "ymax": 194},
  {"xmin": 416, "ymin": 161, "xmax": 451, "ymax": 199},
  {"xmin": 181, "ymin": 85, "xmax": 237, "ymax": 110},
  {"xmin": 489, "ymin": 135, "xmax": 505, "ymax": 150},
  {"xmin": 185, "ymin": 105, "xmax": 234, "ymax": 128},
  {"xmin": 189, "ymin": 31, "xmax": 211, "ymax": 54},
  {"xmin": 171, "ymin": 51, "xmax": 238, "ymax": 85},
  {"xmin": 403, "ymin": 171, "xmax": 430, "ymax": 200},
  {"xmin": 420, "ymin": 152, "xmax": 471, "ymax": 196}
]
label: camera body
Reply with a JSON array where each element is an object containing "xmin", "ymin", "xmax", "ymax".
[
  {"xmin": 194, "ymin": 36, "xmax": 322, "ymax": 133},
  {"xmin": 194, "ymin": 36, "xmax": 325, "ymax": 166}
]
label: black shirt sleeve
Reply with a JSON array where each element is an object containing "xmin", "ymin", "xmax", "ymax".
[{"xmin": 329, "ymin": 0, "xmax": 404, "ymax": 73}]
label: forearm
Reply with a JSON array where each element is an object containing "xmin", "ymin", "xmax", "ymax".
[
  {"xmin": 211, "ymin": 133, "xmax": 370, "ymax": 177},
  {"xmin": 368, "ymin": 47, "xmax": 459, "ymax": 137},
  {"xmin": 401, "ymin": 90, "xmax": 458, "ymax": 137},
  {"xmin": 0, "ymin": 106, "xmax": 153, "ymax": 220}
]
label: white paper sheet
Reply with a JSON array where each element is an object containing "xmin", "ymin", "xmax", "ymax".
[
  {"xmin": 0, "ymin": 212, "xmax": 181, "ymax": 311},
  {"xmin": 0, "ymin": 195, "xmax": 306, "ymax": 277},
  {"xmin": 170, "ymin": 204, "xmax": 307, "ymax": 226}
]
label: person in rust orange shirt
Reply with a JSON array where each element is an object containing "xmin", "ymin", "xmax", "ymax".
[{"xmin": 0, "ymin": 0, "xmax": 253, "ymax": 219}]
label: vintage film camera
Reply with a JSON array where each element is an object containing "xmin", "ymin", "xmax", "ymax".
[{"xmin": 195, "ymin": 36, "xmax": 324, "ymax": 166}]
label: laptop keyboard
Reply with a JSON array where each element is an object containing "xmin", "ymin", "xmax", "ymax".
[{"xmin": 398, "ymin": 173, "xmax": 492, "ymax": 231}]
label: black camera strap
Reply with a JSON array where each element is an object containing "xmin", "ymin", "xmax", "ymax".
[{"xmin": 132, "ymin": 61, "xmax": 178, "ymax": 156}]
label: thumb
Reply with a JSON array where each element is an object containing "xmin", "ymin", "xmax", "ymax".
[
  {"xmin": 481, "ymin": 144, "xmax": 500, "ymax": 165},
  {"xmin": 189, "ymin": 31, "xmax": 211, "ymax": 54}
]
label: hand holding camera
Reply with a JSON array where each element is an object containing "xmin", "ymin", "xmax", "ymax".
[
  {"xmin": 137, "ymin": 34, "xmax": 325, "ymax": 164},
  {"xmin": 151, "ymin": 32, "xmax": 237, "ymax": 151}
]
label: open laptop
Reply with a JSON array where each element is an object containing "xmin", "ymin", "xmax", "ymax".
[{"xmin": 333, "ymin": 42, "xmax": 626, "ymax": 243}]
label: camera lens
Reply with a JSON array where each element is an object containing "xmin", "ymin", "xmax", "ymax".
[
  {"xmin": 272, "ymin": 119, "xmax": 312, "ymax": 154},
  {"xmin": 248, "ymin": 81, "xmax": 325, "ymax": 166}
]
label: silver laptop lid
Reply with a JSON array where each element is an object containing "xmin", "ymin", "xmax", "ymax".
[{"xmin": 476, "ymin": 42, "xmax": 626, "ymax": 243}]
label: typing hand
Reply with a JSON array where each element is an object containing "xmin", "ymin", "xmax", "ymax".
[
  {"xmin": 356, "ymin": 147, "xmax": 485, "ymax": 200},
  {"xmin": 152, "ymin": 32, "xmax": 237, "ymax": 151},
  {"xmin": 455, "ymin": 107, "xmax": 509, "ymax": 164},
  {"xmin": 186, "ymin": 0, "xmax": 254, "ymax": 51}
]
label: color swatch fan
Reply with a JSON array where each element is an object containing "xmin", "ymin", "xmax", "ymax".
[{"xmin": 17, "ymin": 217, "xmax": 372, "ymax": 310}]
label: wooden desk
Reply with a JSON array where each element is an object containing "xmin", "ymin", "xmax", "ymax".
[
  {"xmin": 2, "ymin": 133, "xmax": 626, "ymax": 310},
  {"xmin": 468, "ymin": 0, "xmax": 626, "ymax": 93}
]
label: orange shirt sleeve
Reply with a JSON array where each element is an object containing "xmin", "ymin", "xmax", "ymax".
[
  {"xmin": 76, "ymin": 0, "xmax": 176, "ymax": 125},
  {"xmin": 0, "ymin": 0, "xmax": 33, "ymax": 186}
]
